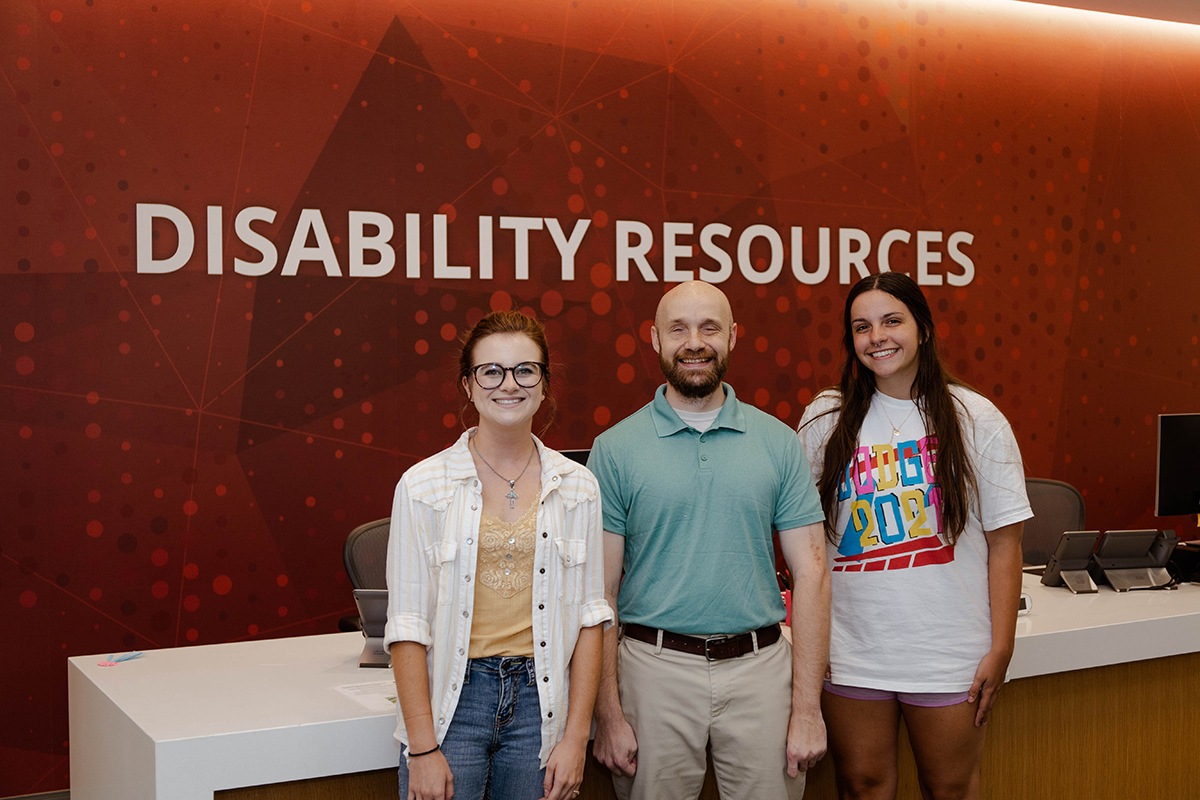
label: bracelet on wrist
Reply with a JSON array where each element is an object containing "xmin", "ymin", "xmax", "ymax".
[{"xmin": 408, "ymin": 743, "xmax": 440, "ymax": 758}]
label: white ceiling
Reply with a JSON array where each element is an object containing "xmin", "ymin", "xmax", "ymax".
[{"xmin": 1016, "ymin": 0, "xmax": 1200, "ymax": 25}]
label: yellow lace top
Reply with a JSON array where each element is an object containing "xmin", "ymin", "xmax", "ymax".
[{"xmin": 468, "ymin": 500, "xmax": 537, "ymax": 658}]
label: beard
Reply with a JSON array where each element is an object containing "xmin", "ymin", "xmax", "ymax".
[{"xmin": 659, "ymin": 347, "xmax": 729, "ymax": 399}]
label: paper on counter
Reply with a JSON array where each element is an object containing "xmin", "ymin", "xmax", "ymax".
[{"xmin": 335, "ymin": 680, "xmax": 397, "ymax": 712}]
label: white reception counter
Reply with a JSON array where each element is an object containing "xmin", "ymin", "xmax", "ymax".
[
  {"xmin": 68, "ymin": 574, "xmax": 1200, "ymax": 800},
  {"xmin": 68, "ymin": 632, "xmax": 398, "ymax": 800}
]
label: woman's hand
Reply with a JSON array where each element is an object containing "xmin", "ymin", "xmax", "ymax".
[
  {"xmin": 407, "ymin": 749, "xmax": 454, "ymax": 800},
  {"xmin": 967, "ymin": 646, "xmax": 1013, "ymax": 726},
  {"xmin": 973, "ymin": 522, "xmax": 1023, "ymax": 727},
  {"xmin": 542, "ymin": 732, "xmax": 587, "ymax": 800}
]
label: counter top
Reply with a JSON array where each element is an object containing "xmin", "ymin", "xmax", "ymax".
[
  {"xmin": 69, "ymin": 578, "xmax": 1200, "ymax": 799},
  {"xmin": 68, "ymin": 632, "xmax": 398, "ymax": 800},
  {"xmin": 1008, "ymin": 572, "xmax": 1200, "ymax": 679}
]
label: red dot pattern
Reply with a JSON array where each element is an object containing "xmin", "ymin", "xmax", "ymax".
[{"xmin": 5, "ymin": 1, "xmax": 1200, "ymax": 794}]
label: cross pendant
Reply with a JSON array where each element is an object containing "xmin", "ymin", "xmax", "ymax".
[{"xmin": 506, "ymin": 482, "xmax": 518, "ymax": 509}]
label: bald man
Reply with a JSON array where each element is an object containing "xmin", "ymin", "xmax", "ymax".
[{"xmin": 587, "ymin": 281, "xmax": 830, "ymax": 800}]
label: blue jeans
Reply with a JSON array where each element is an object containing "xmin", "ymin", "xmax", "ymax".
[{"xmin": 399, "ymin": 656, "xmax": 545, "ymax": 800}]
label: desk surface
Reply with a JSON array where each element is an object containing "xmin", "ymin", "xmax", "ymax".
[
  {"xmin": 68, "ymin": 632, "xmax": 398, "ymax": 800},
  {"xmin": 1008, "ymin": 572, "xmax": 1200, "ymax": 679},
  {"xmin": 71, "ymin": 631, "xmax": 394, "ymax": 740},
  {"xmin": 69, "ymin": 579, "xmax": 1200, "ymax": 799}
]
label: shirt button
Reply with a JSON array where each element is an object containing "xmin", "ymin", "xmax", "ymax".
[
  {"xmin": 701, "ymin": 455, "xmax": 708, "ymax": 461},
  {"xmin": 438, "ymin": 717, "xmax": 445, "ymax": 724},
  {"xmin": 542, "ymin": 532, "xmax": 548, "ymax": 538},
  {"xmin": 540, "ymin": 641, "xmax": 546, "ymax": 647},
  {"xmin": 552, "ymin": 476, "xmax": 559, "ymax": 482},
  {"xmin": 458, "ymin": 648, "xmax": 464, "ymax": 655},
  {"xmin": 547, "ymin": 711, "xmax": 553, "ymax": 718},
  {"xmin": 452, "ymin": 683, "xmax": 457, "ymax": 690},
  {"xmin": 462, "ymin": 611, "xmax": 469, "ymax": 618},
  {"xmin": 539, "ymin": 568, "xmax": 546, "ymax": 574},
  {"xmin": 471, "ymin": 504, "xmax": 478, "ymax": 511},
  {"xmin": 538, "ymin": 604, "xmax": 545, "ymax": 610},
  {"xmin": 543, "ymin": 676, "xmax": 549, "ymax": 682},
  {"xmin": 464, "ymin": 575, "xmax": 471, "ymax": 581},
  {"xmin": 467, "ymin": 538, "xmax": 474, "ymax": 545}
]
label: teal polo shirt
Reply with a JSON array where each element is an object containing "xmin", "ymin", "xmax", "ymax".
[{"xmin": 589, "ymin": 384, "xmax": 824, "ymax": 634}]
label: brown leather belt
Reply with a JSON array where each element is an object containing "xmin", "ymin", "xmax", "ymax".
[{"xmin": 621, "ymin": 622, "xmax": 781, "ymax": 661}]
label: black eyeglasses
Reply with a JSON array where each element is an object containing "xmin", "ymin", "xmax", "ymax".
[{"xmin": 470, "ymin": 362, "xmax": 547, "ymax": 389}]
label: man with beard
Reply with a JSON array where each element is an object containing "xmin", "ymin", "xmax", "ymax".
[{"xmin": 587, "ymin": 281, "xmax": 830, "ymax": 800}]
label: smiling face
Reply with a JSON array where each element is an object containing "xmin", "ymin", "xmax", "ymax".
[
  {"xmin": 651, "ymin": 281, "xmax": 737, "ymax": 408},
  {"xmin": 850, "ymin": 289, "xmax": 923, "ymax": 399},
  {"xmin": 463, "ymin": 332, "xmax": 545, "ymax": 432}
]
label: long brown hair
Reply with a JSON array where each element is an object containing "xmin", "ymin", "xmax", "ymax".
[
  {"xmin": 804, "ymin": 272, "xmax": 977, "ymax": 544},
  {"xmin": 457, "ymin": 310, "xmax": 558, "ymax": 434}
]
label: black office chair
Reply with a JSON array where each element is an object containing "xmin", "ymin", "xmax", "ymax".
[
  {"xmin": 1023, "ymin": 478, "xmax": 1086, "ymax": 565},
  {"xmin": 339, "ymin": 517, "xmax": 390, "ymax": 632}
]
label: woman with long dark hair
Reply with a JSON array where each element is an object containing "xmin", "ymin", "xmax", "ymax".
[
  {"xmin": 797, "ymin": 273, "xmax": 1031, "ymax": 799},
  {"xmin": 384, "ymin": 310, "xmax": 611, "ymax": 800}
]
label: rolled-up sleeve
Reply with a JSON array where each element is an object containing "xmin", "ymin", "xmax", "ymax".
[
  {"xmin": 383, "ymin": 475, "xmax": 434, "ymax": 648},
  {"xmin": 577, "ymin": 482, "xmax": 614, "ymax": 629}
]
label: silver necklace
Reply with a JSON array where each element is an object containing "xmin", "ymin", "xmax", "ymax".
[
  {"xmin": 471, "ymin": 438, "xmax": 536, "ymax": 509},
  {"xmin": 880, "ymin": 400, "xmax": 917, "ymax": 441}
]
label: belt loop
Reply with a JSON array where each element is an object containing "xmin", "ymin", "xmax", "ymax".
[
  {"xmin": 654, "ymin": 628, "xmax": 664, "ymax": 655},
  {"xmin": 751, "ymin": 629, "xmax": 760, "ymax": 655}
]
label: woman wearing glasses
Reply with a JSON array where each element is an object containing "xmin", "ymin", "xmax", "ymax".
[{"xmin": 384, "ymin": 310, "xmax": 612, "ymax": 800}]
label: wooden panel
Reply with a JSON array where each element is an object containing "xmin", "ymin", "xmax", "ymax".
[
  {"xmin": 216, "ymin": 770, "xmax": 395, "ymax": 800},
  {"xmin": 214, "ymin": 753, "xmax": 720, "ymax": 800},
  {"xmin": 804, "ymin": 651, "xmax": 1200, "ymax": 800},
  {"xmin": 219, "ymin": 652, "xmax": 1198, "ymax": 800},
  {"xmin": 973, "ymin": 651, "xmax": 1197, "ymax": 800}
]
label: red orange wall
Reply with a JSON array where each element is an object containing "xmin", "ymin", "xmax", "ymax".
[{"xmin": 3, "ymin": 0, "xmax": 1198, "ymax": 793}]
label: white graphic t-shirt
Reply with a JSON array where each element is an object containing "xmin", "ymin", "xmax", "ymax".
[{"xmin": 798, "ymin": 386, "xmax": 1032, "ymax": 692}]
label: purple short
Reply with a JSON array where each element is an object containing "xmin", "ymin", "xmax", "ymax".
[{"xmin": 823, "ymin": 680, "xmax": 969, "ymax": 708}]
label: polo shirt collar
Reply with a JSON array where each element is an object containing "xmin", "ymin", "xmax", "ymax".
[{"xmin": 649, "ymin": 382, "xmax": 747, "ymax": 437}]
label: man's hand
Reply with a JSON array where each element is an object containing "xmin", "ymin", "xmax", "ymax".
[
  {"xmin": 785, "ymin": 709, "xmax": 827, "ymax": 777},
  {"xmin": 592, "ymin": 714, "xmax": 638, "ymax": 777}
]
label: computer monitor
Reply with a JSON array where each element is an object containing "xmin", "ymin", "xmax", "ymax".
[
  {"xmin": 1156, "ymin": 413, "xmax": 1200, "ymax": 517},
  {"xmin": 560, "ymin": 449, "xmax": 590, "ymax": 466},
  {"xmin": 1087, "ymin": 529, "xmax": 1178, "ymax": 592},
  {"xmin": 1041, "ymin": 531, "xmax": 1100, "ymax": 592},
  {"xmin": 1090, "ymin": 529, "xmax": 1161, "ymax": 569},
  {"xmin": 353, "ymin": 589, "xmax": 390, "ymax": 668}
]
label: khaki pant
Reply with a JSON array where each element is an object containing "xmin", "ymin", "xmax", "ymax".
[{"xmin": 613, "ymin": 633, "xmax": 805, "ymax": 800}]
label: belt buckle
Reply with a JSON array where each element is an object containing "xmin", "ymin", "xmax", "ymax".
[{"xmin": 703, "ymin": 634, "xmax": 729, "ymax": 661}]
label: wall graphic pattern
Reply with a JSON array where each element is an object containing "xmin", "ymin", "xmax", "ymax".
[{"xmin": 3, "ymin": 0, "xmax": 1199, "ymax": 793}]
